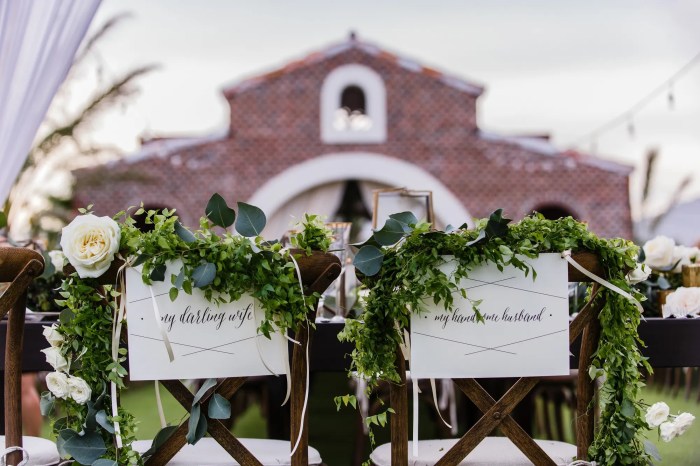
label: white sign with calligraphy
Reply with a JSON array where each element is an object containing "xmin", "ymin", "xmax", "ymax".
[
  {"xmin": 125, "ymin": 263, "xmax": 288, "ymax": 380},
  {"xmin": 410, "ymin": 253, "xmax": 569, "ymax": 378}
]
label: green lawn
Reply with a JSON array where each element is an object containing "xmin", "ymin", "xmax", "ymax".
[{"xmin": 40, "ymin": 376, "xmax": 699, "ymax": 465}]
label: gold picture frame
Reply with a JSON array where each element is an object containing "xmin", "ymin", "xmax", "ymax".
[{"xmin": 372, "ymin": 188, "xmax": 434, "ymax": 229}]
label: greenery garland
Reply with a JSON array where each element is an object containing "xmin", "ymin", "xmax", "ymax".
[
  {"xmin": 41, "ymin": 195, "xmax": 332, "ymax": 465},
  {"xmin": 340, "ymin": 210, "xmax": 652, "ymax": 465}
]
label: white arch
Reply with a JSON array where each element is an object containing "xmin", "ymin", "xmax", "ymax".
[{"xmin": 248, "ymin": 152, "xmax": 473, "ymax": 229}]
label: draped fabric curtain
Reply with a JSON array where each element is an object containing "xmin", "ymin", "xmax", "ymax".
[
  {"xmin": 0, "ymin": 0, "xmax": 101, "ymax": 206},
  {"xmin": 263, "ymin": 182, "xmax": 346, "ymax": 241}
]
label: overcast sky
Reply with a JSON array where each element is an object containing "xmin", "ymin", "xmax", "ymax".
[{"xmin": 80, "ymin": 0, "xmax": 700, "ymax": 219}]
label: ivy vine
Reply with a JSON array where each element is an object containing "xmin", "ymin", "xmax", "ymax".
[
  {"xmin": 340, "ymin": 210, "xmax": 651, "ymax": 465},
  {"xmin": 43, "ymin": 194, "xmax": 330, "ymax": 465}
]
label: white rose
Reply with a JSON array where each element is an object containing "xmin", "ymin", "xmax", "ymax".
[
  {"xmin": 41, "ymin": 347, "xmax": 68, "ymax": 373},
  {"xmin": 627, "ymin": 263, "xmax": 650, "ymax": 285},
  {"xmin": 672, "ymin": 246, "xmax": 690, "ymax": 273},
  {"xmin": 645, "ymin": 401, "xmax": 670, "ymax": 428},
  {"xmin": 42, "ymin": 324, "xmax": 64, "ymax": 348},
  {"xmin": 662, "ymin": 287, "xmax": 700, "ymax": 318},
  {"xmin": 67, "ymin": 376, "xmax": 92, "ymax": 405},
  {"xmin": 660, "ymin": 421, "xmax": 677, "ymax": 442},
  {"xmin": 672, "ymin": 412, "xmax": 695, "ymax": 436},
  {"xmin": 48, "ymin": 250, "xmax": 65, "ymax": 273},
  {"xmin": 643, "ymin": 236, "xmax": 676, "ymax": 270},
  {"xmin": 60, "ymin": 214, "xmax": 121, "ymax": 278},
  {"xmin": 46, "ymin": 372, "xmax": 70, "ymax": 399}
]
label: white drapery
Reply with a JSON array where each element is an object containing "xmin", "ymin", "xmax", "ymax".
[{"xmin": 0, "ymin": 0, "xmax": 101, "ymax": 206}]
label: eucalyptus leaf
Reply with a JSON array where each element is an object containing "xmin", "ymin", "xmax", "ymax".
[
  {"xmin": 40, "ymin": 250, "xmax": 56, "ymax": 278},
  {"xmin": 0, "ymin": 211, "xmax": 6, "ymax": 229},
  {"xmin": 150, "ymin": 264, "xmax": 166, "ymax": 282},
  {"xmin": 192, "ymin": 262, "xmax": 216, "ymax": 288},
  {"xmin": 174, "ymin": 221, "xmax": 196, "ymax": 243},
  {"xmin": 92, "ymin": 460, "xmax": 118, "ymax": 466},
  {"xmin": 235, "ymin": 202, "xmax": 266, "ymax": 237},
  {"xmin": 643, "ymin": 439, "xmax": 662, "ymax": 462},
  {"xmin": 40, "ymin": 392, "xmax": 55, "ymax": 416},
  {"xmin": 96, "ymin": 410, "xmax": 115, "ymax": 434},
  {"xmin": 353, "ymin": 245, "xmax": 384, "ymax": 276},
  {"xmin": 62, "ymin": 430, "xmax": 107, "ymax": 465},
  {"xmin": 485, "ymin": 209, "xmax": 511, "ymax": 239},
  {"xmin": 373, "ymin": 219, "xmax": 405, "ymax": 246},
  {"xmin": 186, "ymin": 403, "xmax": 208, "ymax": 445},
  {"xmin": 142, "ymin": 425, "xmax": 178, "ymax": 458},
  {"xmin": 85, "ymin": 401, "xmax": 99, "ymax": 431},
  {"xmin": 466, "ymin": 229, "xmax": 486, "ymax": 246},
  {"xmin": 57, "ymin": 429, "xmax": 80, "ymax": 458},
  {"xmin": 389, "ymin": 211, "xmax": 418, "ymax": 230},
  {"xmin": 132, "ymin": 254, "xmax": 149, "ymax": 267},
  {"xmin": 208, "ymin": 393, "xmax": 232, "ymax": 419},
  {"xmin": 637, "ymin": 248, "xmax": 646, "ymax": 264},
  {"xmin": 205, "ymin": 193, "xmax": 236, "ymax": 228},
  {"xmin": 193, "ymin": 378, "xmax": 217, "ymax": 404},
  {"xmin": 174, "ymin": 267, "xmax": 185, "ymax": 290}
]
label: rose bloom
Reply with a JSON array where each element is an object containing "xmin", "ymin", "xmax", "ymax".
[
  {"xmin": 46, "ymin": 372, "xmax": 70, "ymax": 399},
  {"xmin": 627, "ymin": 263, "xmax": 650, "ymax": 285},
  {"xmin": 672, "ymin": 412, "xmax": 695, "ymax": 436},
  {"xmin": 67, "ymin": 376, "xmax": 92, "ymax": 405},
  {"xmin": 671, "ymin": 246, "xmax": 700, "ymax": 273},
  {"xmin": 645, "ymin": 401, "xmax": 670, "ymax": 428},
  {"xmin": 48, "ymin": 250, "xmax": 66, "ymax": 273},
  {"xmin": 662, "ymin": 287, "xmax": 700, "ymax": 318},
  {"xmin": 42, "ymin": 324, "xmax": 64, "ymax": 348},
  {"xmin": 643, "ymin": 235, "xmax": 676, "ymax": 270},
  {"xmin": 41, "ymin": 347, "xmax": 68, "ymax": 373},
  {"xmin": 60, "ymin": 214, "xmax": 121, "ymax": 278},
  {"xmin": 660, "ymin": 421, "xmax": 678, "ymax": 442}
]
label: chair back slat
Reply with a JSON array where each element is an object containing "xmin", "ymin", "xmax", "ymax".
[
  {"xmin": 0, "ymin": 247, "xmax": 44, "ymax": 466},
  {"xmin": 384, "ymin": 251, "xmax": 607, "ymax": 466}
]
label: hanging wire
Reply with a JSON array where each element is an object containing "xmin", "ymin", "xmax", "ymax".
[{"xmin": 573, "ymin": 50, "xmax": 700, "ymax": 147}]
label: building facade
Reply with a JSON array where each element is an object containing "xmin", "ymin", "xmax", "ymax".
[{"xmin": 74, "ymin": 35, "xmax": 633, "ymax": 239}]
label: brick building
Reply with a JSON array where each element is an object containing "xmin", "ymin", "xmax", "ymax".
[{"xmin": 74, "ymin": 35, "xmax": 633, "ymax": 240}]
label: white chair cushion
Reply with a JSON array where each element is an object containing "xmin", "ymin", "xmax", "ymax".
[
  {"xmin": 370, "ymin": 437, "xmax": 577, "ymax": 466},
  {"xmin": 133, "ymin": 437, "xmax": 323, "ymax": 465},
  {"xmin": 0, "ymin": 436, "xmax": 60, "ymax": 466}
]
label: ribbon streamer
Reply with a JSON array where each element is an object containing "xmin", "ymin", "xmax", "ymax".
[
  {"xmin": 110, "ymin": 270, "xmax": 129, "ymax": 450},
  {"xmin": 412, "ymin": 378, "xmax": 419, "ymax": 458},
  {"xmin": 148, "ymin": 286, "xmax": 175, "ymax": 362},
  {"xmin": 561, "ymin": 251, "xmax": 644, "ymax": 315},
  {"xmin": 1, "ymin": 446, "xmax": 28, "ymax": 466},
  {"xmin": 154, "ymin": 381, "xmax": 167, "ymax": 429}
]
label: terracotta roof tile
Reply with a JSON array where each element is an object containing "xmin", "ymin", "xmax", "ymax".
[{"xmin": 222, "ymin": 35, "xmax": 484, "ymax": 98}]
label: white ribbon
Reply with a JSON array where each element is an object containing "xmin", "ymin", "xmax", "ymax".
[
  {"xmin": 1, "ymin": 446, "xmax": 28, "ymax": 466},
  {"xmin": 154, "ymin": 381, "xmax": 167, "ymax": 429},
  {"xmin": 412, "ymin": 378, "xmax": 419, "ymax": 457},
  {"xmin": 284, "ymin": 249, "xmax": 311, "ymax": 457},
  {"xmin": 561, "ymin": 251, "xmax": 644, "ymax": 315},
  {"xmin": 110, "ymin": 270, "xmax": 129, "ymax": 450},
  {"xmin": 148, "ymin": 286, "xmax": 175, "ymax": 362}
]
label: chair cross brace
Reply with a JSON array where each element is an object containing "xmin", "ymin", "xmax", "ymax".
[{"xmin": 144, "ymin": 377, "xmax": 260, "ymax": 466}]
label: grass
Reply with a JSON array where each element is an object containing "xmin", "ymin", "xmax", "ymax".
[{"xmin": 40, "ymin": 376, "xmax": 699, "ymax": 465}]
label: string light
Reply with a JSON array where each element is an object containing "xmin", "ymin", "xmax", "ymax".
[{"xmin": 574, "ymin": 51, "xmax": 700, "ymax": 148}]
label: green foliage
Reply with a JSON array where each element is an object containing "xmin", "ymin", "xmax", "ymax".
[
  {"xmin": 290, "ymin": 214, "xmax": 333, "ymax": 255},
  {"xmin": 47, "ymin": 194, "xmax": 318, "ymax": 464},
  {"xmin": 342, "ymin": 212, "xmax": 649, "ymax": 465}
]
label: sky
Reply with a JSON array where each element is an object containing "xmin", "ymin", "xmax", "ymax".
[{"xmin": 77, "ymin": 0, "xmax": 700, "ymax": 220}]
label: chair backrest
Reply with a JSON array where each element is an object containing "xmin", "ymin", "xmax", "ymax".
[
  {"xmin": 386, "ymin": 251, "xmax": 605, "ymax": 465},
  {"xmin": 91, "ymin": 250, "xmax": 341, "ymax": 466},
  {"xmin": 0, "ymin": 246, "xmax": 45, "ymax": 465}
]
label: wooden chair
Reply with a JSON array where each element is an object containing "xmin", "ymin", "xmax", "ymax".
[
  {"xmin": 124, "ymin": 250, "xmax": 341, "ymax": 466},
  {"xmin": 370, "ymin": 252, "xmax": 606, "ymax": 465},
  {"xmin": 0, "ymin": 246, "xmax": 60, "ymax": 466}
]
